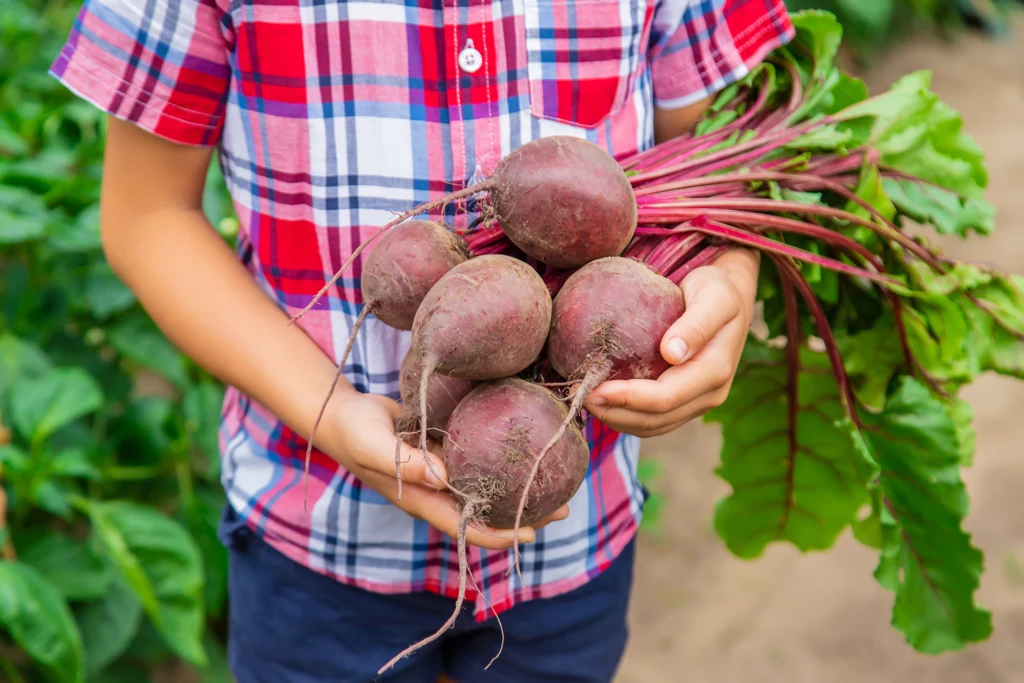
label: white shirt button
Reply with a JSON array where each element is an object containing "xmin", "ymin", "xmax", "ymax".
[{"xmin": 458, "ymin": 39, "xmax": 482, "ymax": 74}]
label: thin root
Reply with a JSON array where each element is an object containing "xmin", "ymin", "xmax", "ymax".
[
  {"xmin": 377, "ymin": 500, "xmax": 481, "ymax": 675},
  {"xmin": 510, "ymin": 360, "xmax": 611, "ymax": 581},
  {"xmin": 303, "ymin": 307, "xmax": 369, "ymax": 514}
]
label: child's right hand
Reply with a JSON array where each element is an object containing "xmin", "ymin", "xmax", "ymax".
[{"xmin": 320, "ymin": 390, "xmax": 569, "ymax": 551}]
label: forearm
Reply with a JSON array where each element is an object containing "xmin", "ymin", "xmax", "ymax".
[{"xmin": 99, "ymin": 119, "xmax": 353, "ymax": 457}]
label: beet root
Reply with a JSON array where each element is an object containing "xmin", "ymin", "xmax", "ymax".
[
  {"xmin": 378, "ymin": 378, "xmax": 589, "ymax": 675},
  {"xmin": 361, "ymin": 220, "xmax": 469, "ymax": 331},
  {"xmin": 548, "ymin": 256, "xmax": 686, "ymax": 385},
  {"xmin": 442, "ymin": 378, "xmax": 590, "ymax": 528},
  {"xmin": 411, "ymin": 254, "xmax": 553, "ymax": 381},
  {"xmin": 488, "ymin": 136, "xmax": 637, "ymax": 269},
  {"xmin": 398, "ymin": 351, "xmax": 475, "ymax": 435}
]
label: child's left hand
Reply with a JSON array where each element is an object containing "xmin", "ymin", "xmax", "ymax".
[{"xmin": 584, "ymin": 247, "xmax": 759, "ymax": 438}]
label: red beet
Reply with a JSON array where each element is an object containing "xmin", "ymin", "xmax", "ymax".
[
  {"xmin": 397, "ymin": 350, "xmax": 474, "ymax": 436},
  {"xmin": 488, "ymin": 136, "xmax": 637, "ymax": 268},
  {"xmin": 361, "ymin": 220, "xmax": 469, "ymax": 330},
  {"xmin": 378, "ymin": 378, "xmax": 589, "ymax": 676},
  {"xmin": 410, "ymin": 254, "xmax": 552, "ymax": 381},
  {"xmin": 548, "ymin": 256, "xmax": 685, "ymax": 385},
  {"xmin": 442, "ymin": 378, "xmax": 590, "ymax": 528}
]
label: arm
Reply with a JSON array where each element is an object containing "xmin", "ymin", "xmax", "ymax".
[{"xmin": 98, "ymin": 116, "xmax": 561, "ymax": 547}]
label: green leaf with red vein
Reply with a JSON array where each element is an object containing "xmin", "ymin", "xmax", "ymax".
[
  {"xmin": 852, "ymin": 377, "xmax": 992, "ymax": 653},
  {"xmin": 706, "ymin": 341, "xmax": 875, "ymax": 558}
]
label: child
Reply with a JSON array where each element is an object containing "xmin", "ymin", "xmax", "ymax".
[{"xmin": 52, "ymin": 0, "xmax": 792, "ymax": 680}]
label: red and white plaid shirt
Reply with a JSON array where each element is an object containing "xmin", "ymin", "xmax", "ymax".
[{"xmin": 52, "ymin": 0, "xmax": 793, "ymax": 619}]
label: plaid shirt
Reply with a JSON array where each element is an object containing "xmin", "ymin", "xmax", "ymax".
[{"xmin": 52, "ymin": 0, "xmax": 793, "ymax": 620}]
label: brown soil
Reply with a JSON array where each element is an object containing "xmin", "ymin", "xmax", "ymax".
[{"xmin": 619, "ymin": 14, "xmax": 1024, "ymax": 683}]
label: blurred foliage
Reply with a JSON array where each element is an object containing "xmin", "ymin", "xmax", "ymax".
[
  {"xmin": 784, "ymin": 0, "xmax": 1019, "ymax": 62},
  {"xmin": 0, "ymin": 1, "xmax": 238, "ymax": 681}
]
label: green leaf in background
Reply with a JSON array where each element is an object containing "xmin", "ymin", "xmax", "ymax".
[
  {"xmin": 32, "ymin": 479, "xmax": 75, "ymax": 519},
  {"xmin": 85, "ymin": 500, "xmax": 207, "ymax": 667},
  {"xmin": 0, "ymin": 561, "xmax": 85, "ymax": 683},
  {"xmin": 183, "ymin": 381, "xmax": 225, "ymax": 482},
  {"xmin": 195, "ymin": 631, "xmax": 233, "ymax": 683},
  {"xmin": 48, "ymin": 204, "xmax": 103, "ymax": 253},
  {"xmin": 9, "ymin": 367, "xmax": 103, "ymax": 446},
  {"xmin": 706, "ymin": 343, "xmax": 874, "ymax": 557},
  {"xmin": 0, "ymin": 333, "xmax": 52, "ymax": 398},
  {"xmin": 0, "ymin": 445, "xmax": 30, "ymax": 474},
  {"xmin": 0, "ymin": 185, "xmax": 48, "ymax": 244},
  {"xmin": 184, "ymin": 490, "xmax": 228, "ymax": 618},
  {"xmin": 108, "ymin": 316, "xmax": 189, "ymax": 389},
  {"xmin": 50, "ymin": 447, "xmax": 101, "ymax": 481},
  {"xmin": 88, "ymin": 664, "xmax": 152, "ymax": 683},
  {"xmin": 853, "ymin": 378, "xmax": 992, "ymax": 653},
  {"xmin": 84, "ymin": 262, "xmax": 136, "ymax": 320},
  {"xmin": 76, "ymin": 575, "xmax": 143, "ymax": 675},
  {"xmin": 18, "ymin": 531, "xmax": 112, "ymax": 601}
]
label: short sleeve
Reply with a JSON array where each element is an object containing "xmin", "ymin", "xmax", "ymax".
[
  {"xmin": 648, "ymin": 0, "xmax": 795, "ymax": 109},
  {"xmin": 49, "ymin": 0, "xmax": 233, "ymax": 146}
]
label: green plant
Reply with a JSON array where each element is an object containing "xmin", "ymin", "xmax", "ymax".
[
  {"xmin": 784, "ymin": 0, "xmax": 1017, "ymax": 62},
  {"xmin": 0, "ymin": 2, "xmax": 238, "ymax": 681}
]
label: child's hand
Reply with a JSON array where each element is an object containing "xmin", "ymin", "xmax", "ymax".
[
  {"xmin": 322, "ymin": 391, "xmax": 569, "ymax": 549},
  {"xmin": 583, "ymin": 248, "xmax": 759, "ymax": 438}
]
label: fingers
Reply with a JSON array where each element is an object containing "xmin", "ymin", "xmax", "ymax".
[
  {"xmin": 661, "ymin": 266, "xmax": 742, "ymax": 365},
  {"xmin": 587, "ymin": 390, "xmax": 725, "ymax": 437},
  {"xmin": 587, "ymin": 346, "xmax": 735, "ymax": 414}
]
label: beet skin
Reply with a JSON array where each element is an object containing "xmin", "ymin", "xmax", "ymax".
[
  {"xmin": 489, "ymin": 136, "xmax": 637, "ymax": 269},
  {"xmin": 411, "ymin": 254, "xmax": 552, "ymax": 380},
  {"xmin": 398, "ymin": 351, "xmax": 474, "ymax": 435},
  {"xmin": 361, "ymin": 220, "xmax": 469, "ymax": 330},
  {"xmin": 548, "ymin": 256, "xmax": 685, "ymax": 382},
  {"xmin": 442, "ymin": 378, "xmax": 589, "ymax": 528}
]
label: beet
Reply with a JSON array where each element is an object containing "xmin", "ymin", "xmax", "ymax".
[
  {"xmin": 442, "ymin": 378, "xmax": 590, "ymax": 528},
  {"xmin": 378, "ymin": 378, "xmax": 589, "ymax": 675},
  {"xmin": 397, "ymin": 350, "xmax": 474, "ymax": 436},
  {"xmin": 488, "ymin": 136, "xmax": 637, "ymax": 268},
  {"xmin": 548, "ymin": 256, "xmax": 686, "ymax": 385},
  {"xmin": 361, "ymin": 220, "xmax": 469, "ymax": 330},
  {"xmin": 411, "ymin": 254, "xmax": 552, "ymax": 380}
]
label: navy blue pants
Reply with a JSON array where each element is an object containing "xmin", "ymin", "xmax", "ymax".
[{"xmin": 219, "ymin": 504, "xmax": 636, "ymax": 683}]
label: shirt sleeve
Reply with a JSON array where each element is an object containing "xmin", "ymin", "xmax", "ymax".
[
  {"xmin": 648, "ymin": 0, "xmax": 795, "ymax": 109},
  {"xmin": 49, "ymin": 0, "xmax": 233, "ymax": 147}
]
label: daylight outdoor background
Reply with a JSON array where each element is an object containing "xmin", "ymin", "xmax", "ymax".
[{"xmin": 1, "ymin": 2, "xmax": 1022, "ymax": 682}]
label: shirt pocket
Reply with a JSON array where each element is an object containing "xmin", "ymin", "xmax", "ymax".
[{"xmin": 520, "ymin": 0, "xmax": 653, "ymax": 129}]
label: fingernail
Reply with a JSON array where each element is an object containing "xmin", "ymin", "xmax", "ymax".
[
  {"xmin": 425, "ymin": 466, "xmax": 444, "ymax": 490},
  {"xmin": 667, "ymin": 338, "xmax": 688, "ymax": 364},
  {"xmin": 590, "ymin": 395, "xmax": 606, "ymax": 406}
]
